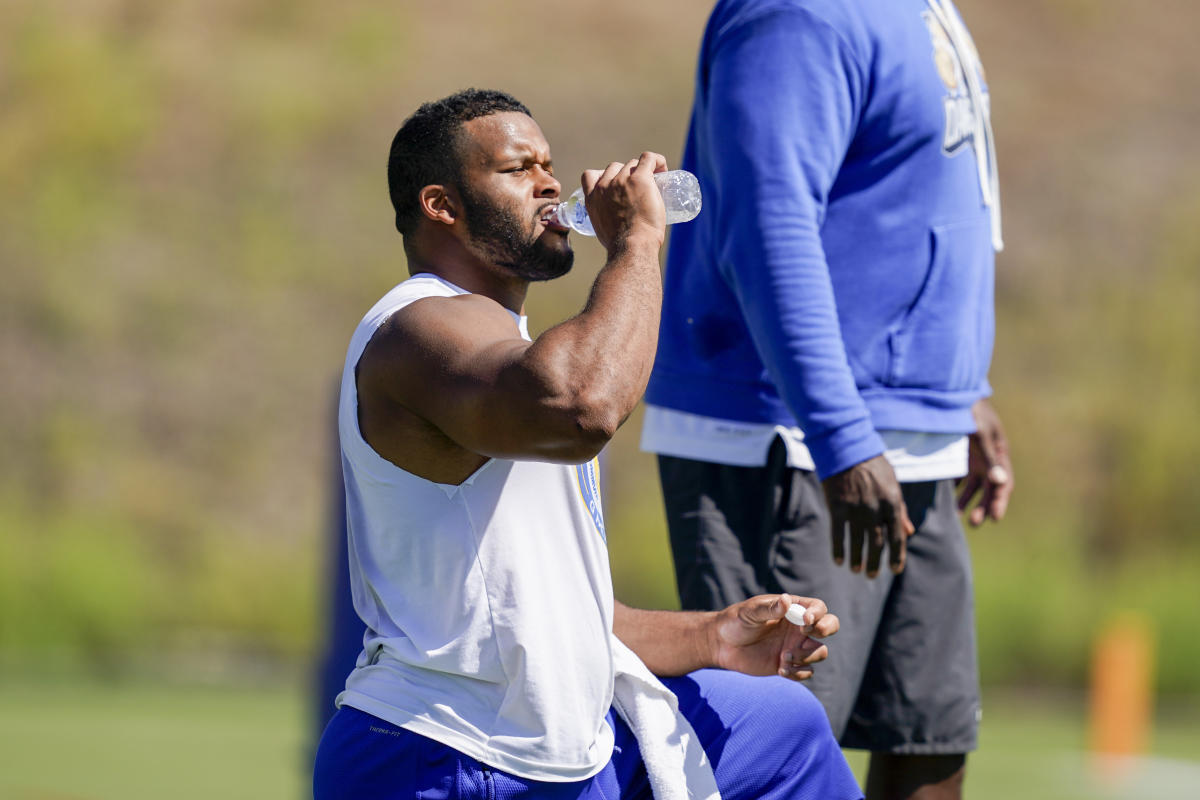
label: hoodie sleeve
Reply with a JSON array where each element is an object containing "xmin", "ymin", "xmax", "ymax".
[{"xmin": 705, "ymin": 7, "xmax": 884, "ymax": 478}]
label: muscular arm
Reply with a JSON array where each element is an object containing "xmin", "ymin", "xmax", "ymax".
[
  {"xmin": 613, "ymin": 596, "xmax": 837, "ymax": 681},
  {"xmin": 359, "ymin": 154, "xmax": 668, "ymax": 468}
]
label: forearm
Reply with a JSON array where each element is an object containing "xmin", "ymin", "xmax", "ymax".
[
  {"xmin": 519, "ymin": 234, "xmax": 663, "ymax": 446},
  {"xmin": 575, "ymin": 234, "xmax": 664, "ymax": 408},
  {"xmin": 613, "ymin": 601, "xmax": 717, "ymax": 677}
]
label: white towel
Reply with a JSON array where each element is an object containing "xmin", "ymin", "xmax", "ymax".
[{"xmin": 610, "ymin": 637, "xmax": 722, "ymax": 800}]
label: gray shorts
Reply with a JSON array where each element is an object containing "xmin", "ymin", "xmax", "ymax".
[{"xmin": 658, "ymin": 437, "xmax": 980, "ymax": 754}]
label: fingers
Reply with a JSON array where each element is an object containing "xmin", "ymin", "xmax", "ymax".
[
  {"xmin": 984, "ymin": 416, "xmax": 1013, "ymax": 521},
  {"xmin": 824, "ymin": 455, "xmax": 907, "ymax": 575},
  {"xmin": 830, "ymin": 505, "xmax": 847, "ymax": 566},
  {"xmin": 836, "ymin": 501, "xmax": 903, "ymax": 576},
  {"xmin": 739, "ymin": 593, "xmax": 790, "ymax": 626},
  {"xmin": 580, "ymin": 168, "xmax": 603, "ymax": 195},
  {"xmin": 964, "ymin": 454, "xmax": 1012, "ymax": 526},
  {"xmin": 599, "ymin": 159, "xmax": 632, "ymax": 190},
  {"xmin": 580, "ymin": 160, "xmax": 631, "ymax": 196},
  {"xmin": 794, "ymin": 635, "xmax": 829, "ymax": 665},
  {"xmin": 582, "ymin": 151, "xmax": 668, "ymax": 193},
  {"xmin": 729, "ymin": 595, "xmax": 834, "ymax": 681},
  {"xmin": 808, "ymin": 607, "xmax": 838, "ymax": 638},
  {"xmin": 778, "ymin": 640, "xmax": 828, "ymax": 681},
  {"xmin": 577, "ymin": 154, "xmax": 668, "ymax": 248},
  {"xmin": 988, "ymin": 464, "xmax": 1013, "ymax": 521},
  {"xmin": 780, "ymin": 595, "xmax": 828, "ymax": 627},
  {"xmin": 777, "ymin": 597, "xmax": 834, "ymax": 680},
  {"xmin": 847, "ymin": 509, "xmax": 868, "ymax": 573},
  {"xmin": 630, "ymin": 150, "xmax": 669, "ymax": 175},
  {"xmin": 865, "ymin": 523, "xmax": 885, "ymax": 578},
  {"xmin": 778, "ymin": 606, "xmax": 834, "ymax": 681},
  {"xmin": 765, "ymin": 594, "xmax": 839, "ymax": 637},
  {"xmin": 968, "ymin": 494, "xmax": 987, "ymax": 526},
  {"xmin": 792, "ymin": 599, "xmax": 840, "ymax": 638},
  {"xmin": 956, "ymin": 473, "xmax": 981, "ymax": 513},
  {"xmin": 975, "ymin": 425, "xmax": 1000, "ymax": 470},
  {"xmin": 889, "ymin": 503, "xmax": 910, "ymax": 574},
  {"xmin": 963, "ymin": 400, "xmax": 1014, "ymax": 526},
  {"xmin": 899, "ymin": 500, "xmax": 915, "ymax": 535},
  {"xmin": 976, "ymin": 461, "xmax": 1012, "ymax": 525}
]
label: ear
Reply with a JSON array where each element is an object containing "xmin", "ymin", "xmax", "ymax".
[{"xmin": 418, "ymin": 185, "xmax": 459, "ymax": 226}]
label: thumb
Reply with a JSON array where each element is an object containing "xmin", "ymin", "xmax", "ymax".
[{"xmin": 742, "ymin": 594, "xmax": 788, "ymax": 626}]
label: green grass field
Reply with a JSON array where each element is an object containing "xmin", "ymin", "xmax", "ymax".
[
  {"xmin": 1, "ymin": 679, "xmax": 1197, "ymax": 799},
  {"xmin": 0, "ymin": 680, "xmax": 307, "ymax": 800}
]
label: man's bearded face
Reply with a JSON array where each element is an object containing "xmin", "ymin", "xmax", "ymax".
[{"xmin": 459, "ymin": 182, "xmax": 574, "ymax": 282}]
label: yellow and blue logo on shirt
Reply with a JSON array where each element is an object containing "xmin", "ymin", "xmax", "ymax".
[
  {"xmin": 574, "ymin": 457, "xmax": 606, "ymax": 541},
  {"xmin": 922, "ymin": 5, "xmax": 988, "ymax": 157}
]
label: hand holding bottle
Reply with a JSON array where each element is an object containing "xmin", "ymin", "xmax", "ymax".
[
  {"xmin": 558, "ymin": 161, "xmax": 702, "ymax": 238},
  {"xmin": 566, "ymin": 153, "xmax": 670, "ymax": 250}
]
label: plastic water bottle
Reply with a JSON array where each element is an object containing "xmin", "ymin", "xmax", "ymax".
[{"xmin": 553, "ymin": 169, "xmax": 702, "ymax": 236}]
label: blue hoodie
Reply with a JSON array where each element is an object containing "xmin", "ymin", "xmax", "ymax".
[{"xmin": 645, "ymin": 0, "xmax": 999, "ymax": 478}]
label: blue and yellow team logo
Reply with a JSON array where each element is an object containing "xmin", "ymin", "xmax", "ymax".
[
  {"xmin": 922, "ymin": 7, "xmax": 987, "ymax": 156},
  {"xmin": 574, "ymin": 457, "xmax": 606, "ymax": 541}
]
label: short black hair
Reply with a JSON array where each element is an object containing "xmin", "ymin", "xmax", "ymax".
[{"xmin": 387, "ymin": 88, "xmax": 532, "ymax": 236}]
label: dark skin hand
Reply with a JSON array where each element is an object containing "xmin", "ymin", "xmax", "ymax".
[
  {"xmin": 709, "ymin": 594, "xmax": 836, "ymax": 681},
  {"xmin": 614, "ymin": 594, "xmax": 838, "ymax": 681},
  {"xmin": 957, "ymin": 398, "xmax": 1013, "ymax": 526},
  {"xmin": 823, "ymin": 454, "xmax": 915, "ymax": 577}
]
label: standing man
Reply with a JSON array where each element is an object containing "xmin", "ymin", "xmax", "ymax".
[
  {"xmin": 642, "ymin": 2, "xmax": 1014, "ymax": 798},
  {"xmin": 313, "ymin": 89, "xmax": 863, "ymax": 800}
]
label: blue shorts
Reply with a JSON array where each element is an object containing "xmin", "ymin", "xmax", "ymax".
[{"xmin": 314, "ymin": 668, "xmax": 862, "ymax": 800}]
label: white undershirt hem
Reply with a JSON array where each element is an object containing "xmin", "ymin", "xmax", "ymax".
[{"xmin": 640, "ymin": 405, "xmax": 968, "ymax": 483}]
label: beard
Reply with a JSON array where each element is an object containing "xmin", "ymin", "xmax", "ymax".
[{"xmin": 459, "ymin": 185, "xmax": 574, "ymax": 282}]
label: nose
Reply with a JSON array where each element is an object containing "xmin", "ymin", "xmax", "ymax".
[{"xmin": 536, "ymin": 166, "xmax": 560, "ymax": 198}]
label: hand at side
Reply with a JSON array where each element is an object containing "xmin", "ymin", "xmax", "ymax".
[
  {"xmin": 822, "ymin": 454, "xmax": 914, "ymax": 577},
  {"xmin": 957, "ymin": 398, "xmax": 1014, "ymax": 526}
]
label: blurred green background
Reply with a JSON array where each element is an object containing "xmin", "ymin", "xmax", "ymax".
[{"xmin": 2, "ymin": 0, "xmax": 1198, "ymax": 796}]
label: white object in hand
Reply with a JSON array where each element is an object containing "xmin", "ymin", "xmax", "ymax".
[
  {"xmin": 785, "ymin": 603, "xmax": 809, "ymax": 627},
  {"xmin": 553, "ymin": 169, "xmax": 702, "ymax": 236}
]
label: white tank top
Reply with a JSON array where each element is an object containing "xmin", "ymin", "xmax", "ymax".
[{"xmin": 335, "ymin": 273, "xmax": 617, "ymax": 781}]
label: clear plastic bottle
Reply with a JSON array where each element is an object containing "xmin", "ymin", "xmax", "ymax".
[{"xmin": 552, "ymin": 169, "xmax": 702, "ymax": 236}]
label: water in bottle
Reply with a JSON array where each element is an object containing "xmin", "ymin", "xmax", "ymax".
[{"xmin": 552, "ymin": 169, "xmax": 702, "ymax": 236}]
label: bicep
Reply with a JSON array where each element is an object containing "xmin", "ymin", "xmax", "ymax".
[{"xmin": 359, "ymin": 296, "xmax": 594, "ymax": 461}]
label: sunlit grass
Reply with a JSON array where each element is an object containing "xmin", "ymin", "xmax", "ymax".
[
  {"xmin": 1, "ymin": 679, "xmax": 1196, "ymax": 800},
  {"xmin": 0, "ymin": 679, "xmax": 307, "ymax": 800},
  {"xmin": 842, "ymin": 689, "xmax": 1200, "ymax": 800}
]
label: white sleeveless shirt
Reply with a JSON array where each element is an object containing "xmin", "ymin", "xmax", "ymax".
[{"xmin": 335, "ymin": 273, "xmax": 617, "ymax": 781}]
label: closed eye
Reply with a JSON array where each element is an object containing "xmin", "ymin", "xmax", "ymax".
[{"xmin": 501, "ymin": 162, "xmax": 552, "ymax": 176}]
